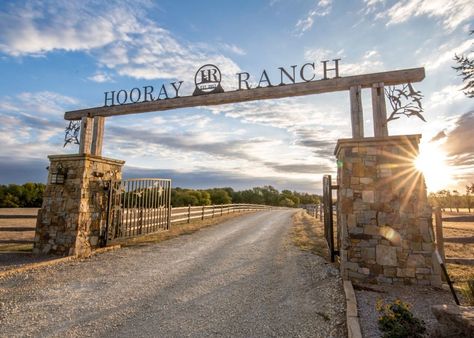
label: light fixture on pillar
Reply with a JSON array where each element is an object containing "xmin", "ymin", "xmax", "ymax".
[{"xmin": 51, "ymin": 164, "xmax": 67, "ymax": 185}]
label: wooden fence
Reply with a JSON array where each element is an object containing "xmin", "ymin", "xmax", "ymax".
[{"xmin": 170, "ymin": 204, "xmax": 271, "ymax": 224}]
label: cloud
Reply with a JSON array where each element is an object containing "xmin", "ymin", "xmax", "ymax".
[
  {"xmin": 88, "ymin": 72, "xmax": 113, "ymax": 83},
  {"xmin": 428, "ymin": 84, "xmax": 467, "ymax": 107},
  {"xmin": 0, "ymin": 1, "xmax": 241, "ymax": 89},
  {"xmin": 0, "ymin": 1, "xmax": 140, "ymax": 56},
  {"xmin": 123, "ymin": 166, "xmax": 324, "ymax": 193},
  {"xmin": 205, "ymin": 98, "xmax": 347, "ymax": 160},
  {"xmin": 340, "ymin": 49, "xmax": 385, "ymax": 75},
  {"xmin": 295, "ymin": 0, "xmax": 333, "ymax": 36},
  {"xmin": 423, "ymin": 38, "xmax": 474, "ymax": 71},
  {"xmin": 265, "ymin": 162, "xmax": 333, "ymax": 174},
  {"xmin": 106, "ymin": 124, "xmax": 267, "ymax": 163},
  {"xmin": 219, "ymin": 43, "xmax": 246, "ymax": 56},
  {"xmin": 442, "ymin": 111, "xmax": 474, "ymax": 162},
  {"xmin": 304, "ymin": 47, "xmax": 384, "ymax": 75},
  {"xmin": 304, "ymin": 48, "xmax": 344, "ymax": 61},
  {"xmin": 0, "ymin": 91, "xmax": 78, "ymax": 159},
  {"xmin": 376, "ymin": 0, "xmax": 474, "ymax": 31},
  {"xmin": 430, "ymin": 130, "xmax": 446, "ymax": 142},
  {"xmin": 0, "ymin": 157, "xmax": 49, "ymax": 184}
]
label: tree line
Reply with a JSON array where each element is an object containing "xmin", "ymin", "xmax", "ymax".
[
  {"xmin": 428, "ymin": 184, "xmax": 474, "ymax": 212},
  {"xmin": 0, "ymin": 183, "xmax": 320, "ymax": 208},
  {"xmin": 171, "ymin": 186, "xmax": 320, "ymax": 207},
  {"xmin": 0, "ymin": 183, "xmax": 45, "ymax": 207}
]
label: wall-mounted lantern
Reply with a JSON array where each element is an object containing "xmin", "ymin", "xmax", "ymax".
[{"xmin": 51, "ymin": 164, "xmax": 67, "ymax": 185}]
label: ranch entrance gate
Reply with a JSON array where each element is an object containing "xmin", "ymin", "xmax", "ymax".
[{"xmin": 34, "ymin": 61, "xmax": 442, "ymax": 286}]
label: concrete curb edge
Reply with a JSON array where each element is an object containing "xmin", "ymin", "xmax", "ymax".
[
  {"xmin": 0, "ymin": 244, "xmax": 121, "ymax": 279},
  {"xmin": 343, "ymin": 279, "xmax": 363, "ymax": 338}
]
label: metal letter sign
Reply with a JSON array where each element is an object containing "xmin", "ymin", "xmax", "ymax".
[{"xmin": 193, "ymin": 64, "xmax": 224, "ymax": 96}]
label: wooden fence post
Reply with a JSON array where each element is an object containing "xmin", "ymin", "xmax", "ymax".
[
  {"xmin": 202, "ymin": 206, "xmax": 205, "ymax": 220},
  {"xmin": 435, "ymin": 207, "xmax": 446, "ymax": 264},
  {"xmin": 187, "ymin": 205, "xmax": 191, "ymax": 223}
]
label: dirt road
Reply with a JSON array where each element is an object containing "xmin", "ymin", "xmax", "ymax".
[{"xmin": 0, "ymin": 210, "xmax": 345, "ymax": 337}]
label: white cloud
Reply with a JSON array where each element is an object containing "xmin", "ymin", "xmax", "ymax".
[
  {"xmin": 295, "ymin": 0, "xmax": 333, "ymax": 36},
  {"xmin": 0, "ymin": 91, "xmax": 79, "ymax": 159},
  {"xmin": 0, "ymin": 2, "xmax": 140, "ymax": 56},
  {"xmin": 304, "ymin": 48, "xmax": 343, "ymax": 61},
  {"xmin": 305, "ymin": 48, "xmax": 384, "ymax": 75},
  {"xmin": 219, "ymin": 43, "xmax": 246, "ymax": 56},
  {"xmin": 87, "ymin": 72, "xmax": 113, "ymax": 83},
  {"xmin": 340, "ymin": 49, "xmax": 384, "ymax": 75},
  {"xmin": 428, "ymin": 84, "xmax": 466, "ymax": 107},
  {"xmin": 423, "ymin": 38, "xmax": 474, "ymax": 70},
  {"xmin": 0, "ymin": 1, "xmax": 241, "ymax": 89},
  {"xmin": 376, "ymin": 0, "xmax": 474, "ymax": 31}
]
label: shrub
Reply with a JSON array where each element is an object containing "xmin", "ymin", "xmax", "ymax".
[{"xmin": 376, "ymin": 299, "xmax": 426, "ymax": 338}]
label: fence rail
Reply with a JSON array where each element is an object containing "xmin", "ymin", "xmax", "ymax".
[{"xmin": 170, "ymin": 204, "xmax": 271, "ymax": 224}]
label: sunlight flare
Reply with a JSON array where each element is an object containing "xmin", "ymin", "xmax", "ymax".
[{"xmin": 415, "ymin": 142, "xmax": 454, "ymax": 192}]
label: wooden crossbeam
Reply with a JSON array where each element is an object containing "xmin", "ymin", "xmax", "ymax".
[{"xmin": 64, "ymin": 67, "xmax": 425, "ymax": 120}]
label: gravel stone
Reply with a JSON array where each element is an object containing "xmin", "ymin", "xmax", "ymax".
[
  {"xmin": 355, "ymin": 283, "xmax": 456, "ymax": 337},
  {"xmin": 0, "ymin": 210, "xmax": 346, "ymax": 337}
]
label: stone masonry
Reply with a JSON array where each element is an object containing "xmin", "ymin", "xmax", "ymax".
[
  {"xmin": 335, "ymin": 135, "xmax": 441, "ymax": 286},
  {"xmin": 34, "ymin": 154, "xmax": 124, "ymax": 257}
]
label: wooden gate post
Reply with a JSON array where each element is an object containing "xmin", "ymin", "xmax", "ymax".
[
  {"xmin": 350, "ymin": 85, "xmax": 364, "ymax": 138},
  {"xmin": 91, "ymin": 116, "xmax": 105, "ymax": 156},
  {"xmin": 79, "ymin": 116, "xmax": 93, "ymax": 155},
  {"xmin": 434, "ymin": 207, "xmax": 446, "ymax": 263},
  {"xmin": 371, "ymin": 82, "xmax": 388, "ymax": 137}
]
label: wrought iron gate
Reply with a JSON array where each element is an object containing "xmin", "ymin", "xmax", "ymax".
[
  {"xmin": 104, "ymin": 178, "xmax": 172, "ymax": 243},
  {"xmin": 323, "ymin": 174, "xmax": 339, "ymax": 262}
]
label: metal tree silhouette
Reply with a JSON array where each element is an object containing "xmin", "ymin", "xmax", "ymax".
[
  {"xmin": 64, "ymin": 121, "xmax": 80, "ymax": 147},
  {"xmin": 385, "ymin": 83, "xmax": 425, "ymax": 123}
]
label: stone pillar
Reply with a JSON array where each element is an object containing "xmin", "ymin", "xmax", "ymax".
[
  {"xmin": 34, "ymin": 154, "xmax": 125, "ymax": 257},
  {"xmin": 335, "ymin": 135, "xmax": 441, "ymax": 286}
]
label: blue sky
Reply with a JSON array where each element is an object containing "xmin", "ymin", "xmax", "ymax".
[{"xmin": 0, "ymin": 0, "xmax": 473, "ymax": 193}]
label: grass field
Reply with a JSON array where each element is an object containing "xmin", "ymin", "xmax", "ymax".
[
  {"xmin": 441, "ymin": 211, "xmax": 474, "ymax": 295},
  {"xmin": 0, "ymin": 208, "xmax": 37, "ymax": 252}
]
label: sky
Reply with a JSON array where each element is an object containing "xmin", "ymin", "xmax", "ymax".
[{"xmin": 0, "ymin": 0, "xmax": 473, "ymax": 193}]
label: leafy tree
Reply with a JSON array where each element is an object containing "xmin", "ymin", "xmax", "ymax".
[
  {"xmin": 0, "ymin": 183, "xmax": 46, "ymax": 207},
  {"xmin": 453, "ymin": 30, "xmax": 474, "ymax": 98},
  {"xmin": 279, "ymin": 197, "xmax": 295, "ymax": 207},
  {"xmin": 466, "ymin": 184, "xmax": 474, "ymax": 213},
  {"xmin": 207, "ymin": 189, "xmax": 232, "ymax": 205},
  {"xmin": 452, "ymin": 190, "xmax": 461, "ymax": 212}
]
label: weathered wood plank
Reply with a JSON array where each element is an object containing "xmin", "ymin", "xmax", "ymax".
[
  {"xmin": 91, "ymin": 116, "xmax": 105, "ymax": 156},
  {"xmin": 65, "ymin": 67, "xmax": 425, "ymax": 120},
  {"xmin": 349, "ymin": 85, "xmax": 364, "ymax": 138},
  {"xmin": 371, "ymin": 82, "xmax": 388, "ymax": 137},
  {"xmin": 78, "ymin": 116, "xmax": 93, "ymax": 155}
]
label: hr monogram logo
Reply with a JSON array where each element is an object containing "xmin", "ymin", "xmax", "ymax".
[{"xmin": 193, "ymin": 64, "xmax": 224, "ymax": 96}]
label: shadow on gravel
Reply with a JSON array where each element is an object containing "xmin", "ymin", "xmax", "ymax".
[{"xmin": 0, "ymin": 250, "xmax": 57, "ymax": 272}]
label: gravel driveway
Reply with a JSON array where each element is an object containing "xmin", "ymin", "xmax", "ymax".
[{"xmin": 0, "ymin": 210, "xmax": 346, "ymax": 337}]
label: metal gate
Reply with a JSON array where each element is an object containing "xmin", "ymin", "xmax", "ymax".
[
  {"xmin": 323, "ymin": 174, "xmax": 339, "ymax": 262},
  {"xmin": 104, "ymin": 178, "xmax": 172, "ymax": 243}
]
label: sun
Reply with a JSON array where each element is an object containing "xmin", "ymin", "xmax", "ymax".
[{"xmin": 415, "ymin": 142, "xmax": 454, "ymax": 192}]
